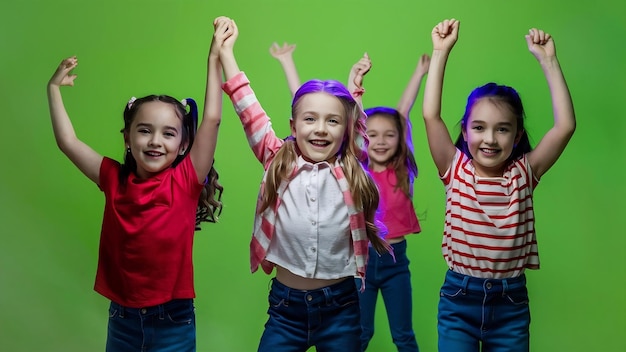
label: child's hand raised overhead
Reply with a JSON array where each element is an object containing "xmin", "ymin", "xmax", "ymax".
[
  {"xmin": 525, "ymin": 28, "xmax": 556, "ymax": 62},
  {"xmin": 211, "ymin": 16, "xmax": 234, "ymax": 57},
  {"xmin": 49, "ymin": 56, "xmax": 78, "ymax": 87},
  {"xmin": 270, "ymin": 42, "xmax": 296, "ymax": 61},
  {"xmin": 431, "ymin": 18, "xmax": 460, "ymax": 52}
]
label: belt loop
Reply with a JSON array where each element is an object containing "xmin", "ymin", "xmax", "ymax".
[
  {"xmin": 118, "ymin": 303, "xmax": 125, "ymax": 319},
  {"xmin": 284, "ymin": 285, "xmax": 290, "ymax": 307},
  {"xmin": 461, "ymin": 275, "xmax": 470, "ymax": 295},
  {"xmin": 502, "ymin": 279, "xmax": 509, "ymax": 297},
  {"xmin": 158, "ymin": 303, "xmax": 165, "ymax": 320},
  {"xmin": 322, "ymin": 287, "xmax": 332, "ymax": 306}
]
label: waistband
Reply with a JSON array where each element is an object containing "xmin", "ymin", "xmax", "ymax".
[
  {"xmin": 445, "ymin": 270, "xmax": 526, "ymax": 294},
  {"xmin": 270, "ymin": 278, "xmax": 356, "ymax": 306},
  {"xmin": 110, "ymin": 299, "xmax": 193, "ymax": 318}
]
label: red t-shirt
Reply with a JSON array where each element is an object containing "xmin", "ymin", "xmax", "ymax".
[
  {"xmin": 95, "ymin": 156, "xmax": 204, "ymax": 307},
  {"xmin": 371, "ymin": 166, "xmax": 421, "ymax": 239}
]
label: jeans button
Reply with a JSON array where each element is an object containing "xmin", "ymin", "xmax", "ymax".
[
  {"xmin": 306, "ymin": 294, "xmax": 313, "ymax": 302},
  {"xmin": 140, "ymin": 308, "xmax": 147, "ymax": 314},
  {"xmin": 486, "ymin": 282, "xmax": 492, "ymax": 290}
]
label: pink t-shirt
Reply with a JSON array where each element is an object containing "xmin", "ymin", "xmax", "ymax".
[
  {"xmin": 96, "ymin": 156, "xmax": 204, "ymax": 308},
  {"xmin": 370, "ymin": 166, "xmax": 421, "ymax": 239}
]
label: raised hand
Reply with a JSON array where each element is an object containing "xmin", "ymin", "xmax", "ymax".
[
  {"xmin": 349, "ymin": 52, "xmax": 372, "ymax": 94},
  {"xmin": 217, "ymin": 17, "xmax": 238, "ymax": 54},
  {"xmin": 211, "ymin": 16, "xmax": 235, "ymax": 57},
  {"xmin": 431, "ymin": 18, "xmax": 459, "ymax": 52},
  {"xmin": 525, "ymin": 28, "xmax": 556, "ymax": 62},
  {"xmin": 270, "ymin": 42, "xmax": 296, "ymax": 61},
  {"xmin": 49, "ymin": 56, "xmax": 78, "ymax": 87}
]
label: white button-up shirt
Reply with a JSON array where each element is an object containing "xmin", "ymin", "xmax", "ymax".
[{"xmin": 265, "ymin": 156, "xmax": 355, "ymax": 279}]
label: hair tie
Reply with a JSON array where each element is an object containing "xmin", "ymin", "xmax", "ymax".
[
  {"xmin": 127, "ymin": 97, "xmax": 137, "ymax": 109},
  {"xmin": 181, "ymin": 98, "xmax": 188, "ymax": 107}
]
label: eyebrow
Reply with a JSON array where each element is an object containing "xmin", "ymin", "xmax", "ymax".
[
  {"xmin": 470, "ymin": 120, "xmax": 514, "ymax": 126},
  {"xmin": 135, "ymin": 122, "xmax": 180, "ymax": 132}
]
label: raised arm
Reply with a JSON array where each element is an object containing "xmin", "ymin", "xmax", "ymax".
[
  {"xmin": 397, "ymin": 53, "xmax": 430, "ymax": 119},
  {"xmin": 525, "ymin": 28, "xmax": 576, "ymax": 178},
  {"xmin": 269, "ymin": 42, "xmax": 301, "ymax": 97},
  {"xmin": 347, "ymin": 53, "xmax": 372, "ymax": 107},
  {"xmin": 422, "ymin": 19, "xmax": 460, "ymax": 175},
  {"xmin": 190, "ymin": 17, "xmax": 231, "ymax": 183},
  {"xmin": 47, "ymin": 57, "xmax": 103, "ymax": 184}
]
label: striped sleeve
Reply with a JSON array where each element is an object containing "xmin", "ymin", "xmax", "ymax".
[{"xmin": 223, "ymin": 72, "xmax": 284, "ymax": 168}]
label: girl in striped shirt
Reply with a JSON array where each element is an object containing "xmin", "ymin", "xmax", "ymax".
[
  {"xmin": 422, "ymin": 19, "xmax": 576, "ymax": 351},
  {"xmin": 218, "ymin": 18, "xmax": 390, "ymax": 352}
]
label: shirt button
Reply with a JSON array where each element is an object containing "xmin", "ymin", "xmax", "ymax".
[
  {"xmin": 307, "ymin": 294, "xmax": 313, "ymax": 301},
  {"xmin": 311, "ymin": 247, "xmax": 316, "ymax": 252},
  {"xmin": 310, "ymin": 197, "xmax": 316, "ymax": 202},
  {"xmin": 311, "ymin": 221, "xmax": 316, "ymax": 225},
  {"xmin": 486, "ymin": 282, "xmax": 492, "ymax": 290},
  {"xmin": 140, "ymin": 308, "xmax": 147, "ymax": 314}
]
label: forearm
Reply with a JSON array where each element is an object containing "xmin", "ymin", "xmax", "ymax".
[
  {"xmin": 47, "ymin": 84, "xmax": 79, "ymax": 152},
  {"xmin": 203, "ymin": 56, "xmax": 223, "ymax": 123},
  {"xmin": 541, "ymin": 57, "xmax": 576, "ymax": 134},
  {"xmin": 278, "ymin": 58, "xmax": 301, "ymax": 96},
  {"xmin": 220, "ymin": 50, "xmax": 241, "ymax": 81},
  {"xmin": 422, "ymin": 50, "xmax": 449, "ymax": 121},
  {"xmin": 397, "ymin": 69, "xmax": 426, "ymax": 118}
]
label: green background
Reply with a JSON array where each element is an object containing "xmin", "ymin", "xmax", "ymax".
[{"xmin": 2, "ymin": 1, "xmax": 624, "ymax": 351}]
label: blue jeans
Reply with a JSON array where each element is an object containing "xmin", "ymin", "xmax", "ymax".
[
  {"xmin": 356, "ymin": 240, "xmax": 419, "ymax": 352},
  {"xmin": 438, "ymin": 270, "xmax": 530, "ymax": 352},
  {"xmin": 258, "ymin": 277, "xmax": 361, "ymax": 352},
  {"xmin": 106, "ymin": 299, "xmax": 196, "ymax": 352}
]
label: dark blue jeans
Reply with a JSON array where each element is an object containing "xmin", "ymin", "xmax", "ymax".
[
  {"xmin": 356, "ymin": 240, "xmax": 419, "ymax": 351},
  {"xmin": 438, "ymin": 270, "xmax": 530, "ymax": 352},
  {"xmin": 106, "ymin": 299, "xmax": 196, "ymax": 352},
  {"xmin": 258, "ymin": 278, "xmax": 361, "ymax": 352}
]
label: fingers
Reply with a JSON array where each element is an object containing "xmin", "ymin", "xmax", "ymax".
[
  {"xmin": 433, "ymin": 18, "xmax": 459, "ymax": 38},
  {"xmin": 526, "ymin": 28, "xmax": 551, "ymax": 45}
]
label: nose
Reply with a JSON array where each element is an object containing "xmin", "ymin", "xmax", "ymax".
[
  {"xmin": 148, "ymin": 134, "xmax": 162, "ymax": 147},
  {"xmin": 483, "ymin": 130, "xmax": 496, "ymax": 145},
  {"xmin": 314, "ymin": 120, "xmax": 328, "ymax": 135}
]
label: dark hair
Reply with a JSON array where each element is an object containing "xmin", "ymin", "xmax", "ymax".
[
  {"xmin": 364, "ymin": 106, "xmax": 418, "ymax": 198},
  {"xmin": 454, "ymin": 82, "xmax": 532, "ymax": 162},
  {"xmin": 119, "ymin": 95, "xmax": 223, "ymax": 229}
]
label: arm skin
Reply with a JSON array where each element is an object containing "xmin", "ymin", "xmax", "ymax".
[
  {"xmin": 524, "ymin": 28, "xmax": 576, "ymax": 178},
  {"xmin": 47, "ymin": 56, "xmax": 104, "ymax": 184}
]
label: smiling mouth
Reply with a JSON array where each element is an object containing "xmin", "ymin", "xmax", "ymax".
[
  {"xmin": 310, "ymin": 140, "xmax": 330, "ymax": 148},
  {"xmin": 479, "ymin": 148, "xmax": 500, "ymax": 155},
  {"xmin": 145, "ymin": 151, "xmax": 164, "ymax": 157}
]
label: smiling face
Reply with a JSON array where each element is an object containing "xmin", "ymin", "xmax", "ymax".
[
  {"xmin": 366, "ymin": 115, "xmax": 399, "ymax": 172},
  {"xmin": 126, "ymin": 101, "xmax": 186, "ymax": 178},
  {"xmin": 462, "ymin": 98, "xmax": 522, "ymax": 177},
  {"xmin": 290, "ymin": 92, "xmax": 347, "ymax": 163}
]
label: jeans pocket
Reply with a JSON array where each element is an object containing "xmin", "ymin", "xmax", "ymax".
[
  {"xmin": 440, "ymin": 286, "xmax": 465, "ymax": 299},
  {"xmin": 166, "ymin": 303, "xmax": 195, "ymax": 325},
  {"xmin": 332, "ymin": 290, "xmax": 359, "ymax": 308},
  {"xmin": 108, "ymin": 306, "xmax": 119, "ymax": 319},
  {"xmin": 504, "ymin": 288, "xmax": 529, "ymax": 305},
  {"xmin": 268, "ymin": 291, "xmax": 287, "ymax": 308}
]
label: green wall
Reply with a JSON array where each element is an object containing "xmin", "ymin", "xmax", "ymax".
[{"xmin": 1, "ymin": 1, "xmax": 624, "ymax": 351}]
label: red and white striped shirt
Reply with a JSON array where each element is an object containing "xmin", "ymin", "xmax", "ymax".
[{"xmin": 441, "ymin": 149, "xmax": 540, "ymax": 278}]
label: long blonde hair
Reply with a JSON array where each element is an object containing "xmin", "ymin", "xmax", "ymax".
[{"xmin": 260, "ymin": 79, "xmax": 388, "ymax": 254}]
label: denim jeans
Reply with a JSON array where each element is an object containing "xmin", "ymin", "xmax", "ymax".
[
  {"xmin": 438, "ymin": 270, "xmax": 530, "ymax": 352},
  {"xmin": 106, "ymin": 299, "xmax": 196, "ymax": 352},
  {"xmin": 258, "ymin": 277, "xmax": 361, "ymax": 352},
  {"xmin": 356, "ymin": 240, "xmax": 419, "ymax": 351}
]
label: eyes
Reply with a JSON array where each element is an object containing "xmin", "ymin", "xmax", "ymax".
[
  {"xmin": 302, "ymin": 115, "xmax": 342, "ymax": 125},
  {"xmin": 471, "ymin": 125, "xmax": 510, "ymax": 133},
  {"xmin": 137, "ymin": 128, "xmax": 178, "ymax": 138}
]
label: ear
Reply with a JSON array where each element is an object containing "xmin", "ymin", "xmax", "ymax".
[
  {"xmin": 289, "ymin": 118, "xmax": 296, "ymax": 137},
  {"xmin": 179, "ymin": 142, "xmax": 189, "ymax": 155},
  {"xmin": 461, "ymin": 126, "xmax": 468, "ymax": 141},
  {"xmin": 123, "ymin": 132, "xmax": 129, "ymax": 145}
]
